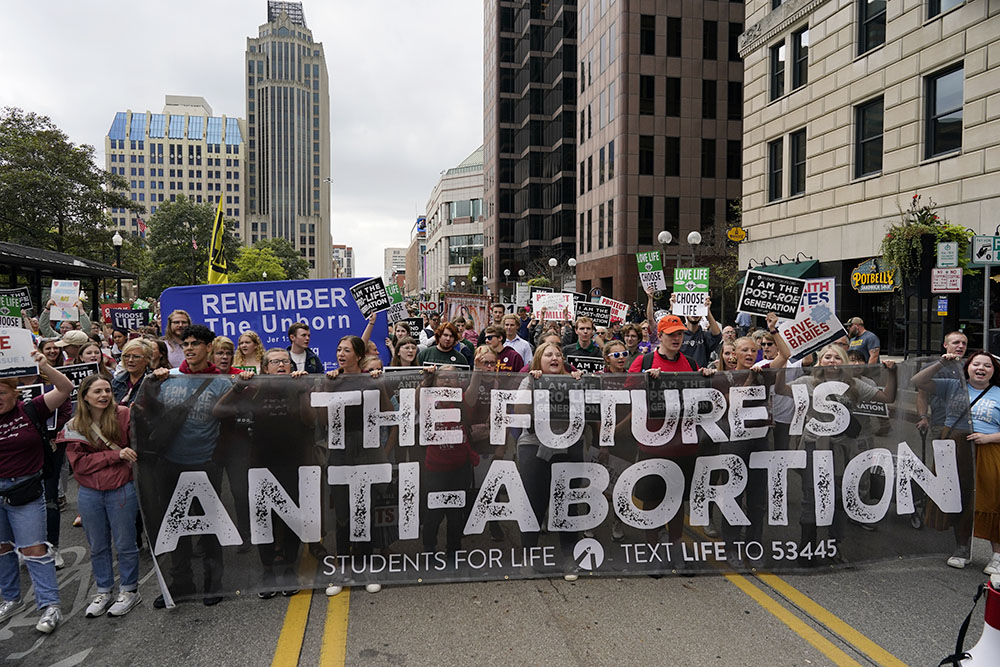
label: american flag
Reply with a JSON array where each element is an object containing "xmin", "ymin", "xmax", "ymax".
[
  {"xmin": 192, "ymin": 238, "xmax": 198, "ymax": 250},
  {"xmin": 136, "ymin": 217, "xmax": 147, "ymax": 233}
]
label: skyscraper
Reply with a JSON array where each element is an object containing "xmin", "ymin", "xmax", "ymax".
[
  {"xmin": 246, "ymin": 1, "xmax": 332, "ymax": 278},
  {"xmin": 483, "ymin": 0, "xmax": 578, "ymax": 295}
]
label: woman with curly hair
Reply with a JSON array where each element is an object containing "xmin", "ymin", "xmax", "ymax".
[{"xmin": 233, "ymin": 331, "xmax": 264, "ymax": 373}]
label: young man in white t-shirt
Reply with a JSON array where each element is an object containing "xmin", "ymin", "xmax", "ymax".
[{"xmin": 286, "ymin": 322, "xmax": 323, "ymax": 373}]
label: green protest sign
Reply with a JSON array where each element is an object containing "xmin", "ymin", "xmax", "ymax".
[
  {"xmin": 636, "ymin": 251, "xmax": 667, "ymax": 292},
  {"xmin": 672, "ymin": 267, "xmax": 710, "ymax": 318},
  {"xmin": 0, "ymin": 292, "xmax": 23, "ymax": 329}
]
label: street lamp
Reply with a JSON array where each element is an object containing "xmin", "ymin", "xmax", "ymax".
[
  {"xmin": 262, "ymin": 271, "xmax": 267, "ymax": 280},
  {"xmin": 112, "ymin": 231, "xmax": 123, "ymax": 303},
  {"xmin": 548, "ymin": 257, "xmax": 557, "ymax": 284},
  {"xmin": 687, "ymin": 231, "xmax": 702, "ymax": 267},
  {"xmin": 472, "ymin": 275, "xmax": 479, "ymax": 293}
]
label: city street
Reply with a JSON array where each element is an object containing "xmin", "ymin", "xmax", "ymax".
[{"xmin": 0, "ymin": 509, "xmax": 990, "ymax": 667}]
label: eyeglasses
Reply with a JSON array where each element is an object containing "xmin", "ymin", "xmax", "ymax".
[
  {"xmin": 760, "ymin": 342, "xmax": 775, "ymax": 347},
  {"xmin": 122, "ymin": 354, "xmax": 145, "ymax": 361},
  {"xmin": 608, "ymin": 351, "xmax": 629, "ymax": 359},
  {"xmin": 267, "ymin": 358, "xmax": 291, "ymax": 367},
  {"xmin": 181, "ymin": 341, "xmax": 205, "ymax": 348}
]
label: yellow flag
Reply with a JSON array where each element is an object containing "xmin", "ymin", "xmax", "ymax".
[{"xmin": 208, "ymin": 197, "xmax": 228, "ymax": 284}]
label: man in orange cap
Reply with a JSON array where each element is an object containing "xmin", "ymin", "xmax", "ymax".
[{"xmin": 627, "ymin": 314, "xmax": 699, "ymax": 373}]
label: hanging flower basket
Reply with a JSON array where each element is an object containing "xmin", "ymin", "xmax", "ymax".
[{"xmin": 880, "ymin": 194, "xmax": 972, "ymax": 282}]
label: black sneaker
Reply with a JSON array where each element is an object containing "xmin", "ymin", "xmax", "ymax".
[
  {"xmin": 203, "ymin": 596, "xmax": 223, "ymax": 606},
  {"xmin": 153, "ymin": 595, "xmax": 166, "ymax": 609},
  {"xmin": 257, "ymin": 591, "xmax": 278, "ymax": 600}
]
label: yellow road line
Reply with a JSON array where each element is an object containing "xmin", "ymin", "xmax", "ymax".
[
  {"xmin": 319, "ymin": 588, "xmax": 351, "ymax": 666},
  {"xmin": 758, "ymin": 574, "xmax": 907, "ymax": 667},
  {"xmin": 725, "ymin": 574, "xmax": 864, "ymax": 667},
  {"xmin": 271, "ymin": 587, "xmax": 314, "ymax": 667}
]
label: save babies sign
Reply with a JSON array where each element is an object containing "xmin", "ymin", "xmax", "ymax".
[{"xmin": 777, "ymin": 277, "xmax": 847, "ymax": 361}]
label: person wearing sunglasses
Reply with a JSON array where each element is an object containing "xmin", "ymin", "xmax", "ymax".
[
  {"xmin": 483, "ymin": 325, "xmax": 523, "ymax": 372},
  {"xmin": 602, "ymin": 340, "xmax": 629, "ymax": 374}
]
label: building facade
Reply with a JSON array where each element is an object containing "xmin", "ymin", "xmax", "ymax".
[
  {"xmin": 483, "ymin": 0, "xmax": 578, "ymax": 295},
  {"xmin": 739, "ymin": 0, "xmax": 1000, "ymax": 351},
  {"xmin": 574, "ymin": 1, "xmax": 745, "ymax": 306},
  {"xmin": 331, "ymin": 244, "xmax": 354, "ymax": 278},
  {"xmin": 424, "ymin": 147, "xmax": 485, "ymax": 297},
  {"xmin": 383, "ymin": 247, "xmax": 407, "ymax": 286},
  {"xmin": 246, "ymin": 1, "xmax": 332, "ymax": 278},
  {"xmin": 105, "ymin": 96, "xmax": 246, "ymax": 239},
  {"xmin": 404, "ymin": 217, "xmax": 427, "ymax": 296}
]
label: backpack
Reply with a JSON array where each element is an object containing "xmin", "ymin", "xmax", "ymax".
[
  {"xmin": 22, "ymin": 400, "xmax": 60, "ymax": 479},
  {"xmin": 640, "ymin": 350, "xmax": 698, "ymax": 372}
]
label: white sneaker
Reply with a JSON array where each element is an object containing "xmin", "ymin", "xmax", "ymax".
[
  {"xmin": 85, "ymin": 592, "xmax": 114, "ymax": 618},
  {"xmin": 947, "ymin": 546, "xmax": 971, "ymax": 569},
  {"xmin": 0, "ymin": 599, "xmax": 21, "ymax": 623},
  {"xmin": 563, "ymin": 574, "xmax": 578, "ymax": 582},
  {"xmin": 325, "ymin": 585, "xmax": 343, "ymax": 597},
  {"xmin": 35, "ymin": 606, "xmax": 61, "ymax": 634},
  {"xmin": 985, "ymin": 554, "xmax": 1000, "ymax": 576},
  {"xmin": 51, "ymin": 548, "xmax": 65, "ymax": 570},
  {"xmin": 108, "ymin": 591, "xmax": 141, "ymax": 617},
  {"xmin": 365, "ymin": 583, "xmax": 382, "ymax": 594}
]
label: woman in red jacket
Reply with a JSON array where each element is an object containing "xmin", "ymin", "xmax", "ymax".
[{"xmin": 57, "ymin": 375, "xmax": 141, "ymax": 618}]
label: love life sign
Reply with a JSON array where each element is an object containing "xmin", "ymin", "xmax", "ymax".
[{"xmin": 672, "ymin": 268, "xmax": 709, "ymax": 318}]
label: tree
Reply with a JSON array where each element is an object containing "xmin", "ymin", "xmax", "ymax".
[
  {"xmin": 0, "ymin": 107, "xmax": 140, "ymax": 260},
  {"xmin": 144, "ymin": 196, "xmax": 240, "ymax": 294},
  {"xmin": 467, "ymin": 255, "xmax": 483, "ymax": 285},
  {"xmin": 253, "ymin": 237, "xmax": 309, "ymax": 281},
  {"xmin": 231, "ymin": 247, "xmax": 286, "ymax": 282}
]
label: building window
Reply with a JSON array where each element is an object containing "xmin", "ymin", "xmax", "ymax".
[
  {"xmin": 728, "ymin": 82, "xmax": 743, "ymax": 120},
  {"xmin": 859, "ymin": 0, "xmax": 886, "ymax": 55},
  {"xmin": 702, "ymin": 80, "xmax": 717, "ymax": 119},
  {"xmin": 665, "ymin": 137, "xmax": 680, "ymax": 177},
  {"xmin": 580, "ymin": 161, "xmax": 586, "ymax": 195},
  {"xmin": 665, "ymin": 78, "xmax": 681, "ymax": 116},
  {"xmin": 587, "ymin": 155, "xmax": 593, "ymax": 190},
  {"xmin": 729, "ymin": 23, "xmax": 743, "ymax": 62},
  {"xmin": 599, "ymin": 146, "xmax": 606, "ymax": 184},
  {"xmin": 792, "ymin": 27, "xmax": 809, "ymax": 89},
  {"xmin": 701, "ymin": 139, "xmax": 716, "ymax": 178},
  {"xmin": 598, "ymin": 203, "xmax": 605, "ymax": 250},
  {"xmin": 608, "ymin": 140, "xmax": 615, "ymax": 179},
  {"xmin": 587, "ymin": 209, "xmax": 593, "ymax": 253},
  {"xmin": 639, "ymin": 75, "xmax": 655, "ymax": 115},
  {"xmin": 607, "ymin": 199, "xmax": 614, "ymax": 248},
  {"xmin": 664, "ymin": 197, "xmax": 680, "ymax": 240},
  {"xmin": 926, "ymin": 64, "xmax": 963, "ymax": 158},
  {"xmin": 726, "ymin": 140, "xmax": 741, "ymax": 180},
  {"xmin": 768, "ymin": 138, "xmax": 783, "ymax": 202},
  {"xmin": 638, "ymin": 196, "xmax": 654, "ymax": 245},
  {"xmin": 703, "ymin": 21, "xmax": 717, "ymax": 60},
  {"xmin": 640, "ymin": 14, "xmax": 656, "ymax": 55},
  {"xmin": 855, "ymin": 97, "xmax": 884, "ymax": 177},
  {"xmin": 929, "ymin": 0, "xmax": 963, "ymax": 18},
  {"xmin": 667, "ymin": 17, "xmax": 681, "ymax": 57},
  {"xmin": 771, "ymin": 41, "xmax": 786, "ymax": 101},
  {"xmin": 639, "ymin": 136, "xmax": 655, "ymax": 175},
  {"xmin": 789, "ymin": 129, "xmax": 806, "ymax": 196}
]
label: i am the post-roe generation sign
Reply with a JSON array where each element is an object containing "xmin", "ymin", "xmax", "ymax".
[{"xmin": 159, "ymin": 279, "xmax": 389, "ymax": 369}]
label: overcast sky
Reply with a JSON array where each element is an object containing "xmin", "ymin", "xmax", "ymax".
[{"xmin": 0, "ymin": 0, "xmax": 483, "ymax": 278}]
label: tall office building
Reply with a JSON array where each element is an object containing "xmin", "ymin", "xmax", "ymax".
[
  {"xmin": 246, "ymin": 1, "xmax": 332, "ymax": 278},
  {"xmin": 105, "ymin": 96, "xmax": 246, "ymax": 239},
  {"xmin": 423, "ymin": 146, "xmax": 484, "ymax": 297},
  {"xmin": 574, "ymin": 2, "xmax": 745, "ymax": 305},
  {"xmin": 384, "ymin": 247, "xmax": 407, "ymax": 286},
  {"xmin": 483, "ymin": 0, "xmax": 578, "ymax": 295},
  {"xmin": 331, "ymin": 244, "xmax": 354, "ymax": 278}
]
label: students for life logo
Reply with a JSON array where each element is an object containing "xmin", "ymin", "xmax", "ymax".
[{"xmin": 573, "ymin": 538, "xmax": 605, "ymax": 571}]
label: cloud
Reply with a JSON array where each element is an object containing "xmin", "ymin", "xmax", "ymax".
[{"xmin": 0, "ymin": 0, "xmax": 483, "ymax": 278}]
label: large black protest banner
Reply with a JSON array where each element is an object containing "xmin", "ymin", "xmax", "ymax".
[
  {"xmin": 738, "ymin": 270, "xmax": 806, "ymax": 320},
  {"xmin": 0, "ymin": 287, "xmax": 33, "ymax": 313},
  {"xmin": 132, "ymin": 360, "xmax": 970, "ymax": 603},
  {"xmin": 574, "ymin": 302, "xmax": 613, "ymax": 328}
]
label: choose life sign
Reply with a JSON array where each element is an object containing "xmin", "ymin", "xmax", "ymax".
[
  {"xmin": 636, "ymin": 251, "xmax": 667, "ymax": 292},
  {"xmin": 159, "ymin": 279, "xmax": 389, "ymax": 369},
  {"xmin": 672, "ymin": 268, "xmax": 709, "ymax": 318}
]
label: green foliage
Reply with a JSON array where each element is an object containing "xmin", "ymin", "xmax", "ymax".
[
  {"xmin": 232, "ymin": 247, "xmax": 286, "ymax": 282},
  {"xmin": 144, "ymin": 196, "xmax": 240, "ymax": 293},
  {"xmin": 467, "ymin": 255, "xmax": 483, "ymax": 285},
  {"xmin": 527, "ymin": 276, "xmax": 551, "ymax": 288},
  {"xmin": 881, "ymin": 194, "xmax": 973, "ymax": 280},
  {"xmin": 253, "ymin": 237, "xmax": 309, "ymax": 281},
  {"xmin": 0, "ymin": 107, "xmax": 140, "ymax": 259}
]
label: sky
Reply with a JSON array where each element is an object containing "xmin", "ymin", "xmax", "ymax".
[{"xmin": 0, "ymin": 0, "xmax": 484, "ymax": 278}]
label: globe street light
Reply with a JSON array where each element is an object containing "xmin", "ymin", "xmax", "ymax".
[
  {"xmin": 687, "ymin": 231, "xmax": 703, "ymax": 267},
  {"xmin": 111, "ymin": 231, "xmax": 123, "ymax": 303},
  {"xmin": 548, "ymin": 257, "xmax": 557, "ymax": 284}
]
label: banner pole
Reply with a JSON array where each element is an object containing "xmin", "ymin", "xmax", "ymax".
[{"xmin": 986, "ymin": 267, "xmax": 991, "ymax": 354}]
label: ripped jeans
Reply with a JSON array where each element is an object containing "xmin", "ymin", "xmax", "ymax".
[{"xmin": 0, "ymin": 476, "xmax": 60, "ymax": 608}]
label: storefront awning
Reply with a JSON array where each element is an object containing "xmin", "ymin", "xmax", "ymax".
[{"xmin": 737, "ymin": 260, "xmax": 819, "ymax": 284}]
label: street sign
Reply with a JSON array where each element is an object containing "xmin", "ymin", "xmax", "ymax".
[
  {"xmin": 937, "ymin": 296, "xmax": 949, "ymax": 317},
  {"xmin": 726, "ymin": 227, "xmax": 747, "ymax": 243},
  {"xmin": 931, "ymin": 268, "xmax": 962, "ymax": 294},
  {"xmin": 971, "ymin": 236, "xmax": 1000, "ymax": 266},
  {"xmin": 937, "ymin": 241, "xmax": 959, "ymax": 268}
]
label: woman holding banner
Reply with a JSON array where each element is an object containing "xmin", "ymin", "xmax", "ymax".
[
  {"xmin": 516, "ymin": 342, "xmax": 586, "ymax": 581},
  {"xmin": 233, "ymin": 331, "xmax": 264, "ymax": 374},
  {"xmin": 0, "ymin": 350, "xmax": 73, "ymax": 633},
  {"xmin": 58, "ymin": 375, "xmax": 141, "ymax": 618}
]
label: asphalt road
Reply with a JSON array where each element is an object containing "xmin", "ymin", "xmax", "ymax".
[{"xmin": 0, "ymin": 508, "xmax": 992, "ymax": 667}]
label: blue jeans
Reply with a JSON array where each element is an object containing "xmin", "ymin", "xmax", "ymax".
[
  {"xmin": 0, "ymin": 476, "xmax": 60, "ymax": 608},
  {"xmin": 78, "ymin": 482, "xmax": 139, "ymax": 592}
]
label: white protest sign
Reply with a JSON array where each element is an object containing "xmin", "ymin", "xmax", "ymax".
[
  {"xmin": 532, "ymin": 292, "xmax": 575, "ymax": 321},
  {"xmin": 0, "ymin": 328, "xmax": 38, "ymax": 378},
  {"xmin": 636, "ymin": 251, "xmax": 667, "ymax": 292},
  {"xmin": 777, "ymin": 277, "xmax": 847, "ymax": 362},
  {"xmin": 515, "ymin": 283, "xmax": 530, "ymax": 307},
  {"xmin": 599, "ymin": 296, "xmax": 629, "ymax": 323},
  {"xmin": 51, "ymin": 280, "xmax": 80, "ymax": 321}
]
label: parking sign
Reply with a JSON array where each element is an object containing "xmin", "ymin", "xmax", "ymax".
[{"xmin": 972, "ymin": 236, "xmax": 1000, "ymax": 266}]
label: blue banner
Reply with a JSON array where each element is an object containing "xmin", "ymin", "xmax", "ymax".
[{"xmin": 159, "ymin": 279, "xmax": 390, "ymax": 369}]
